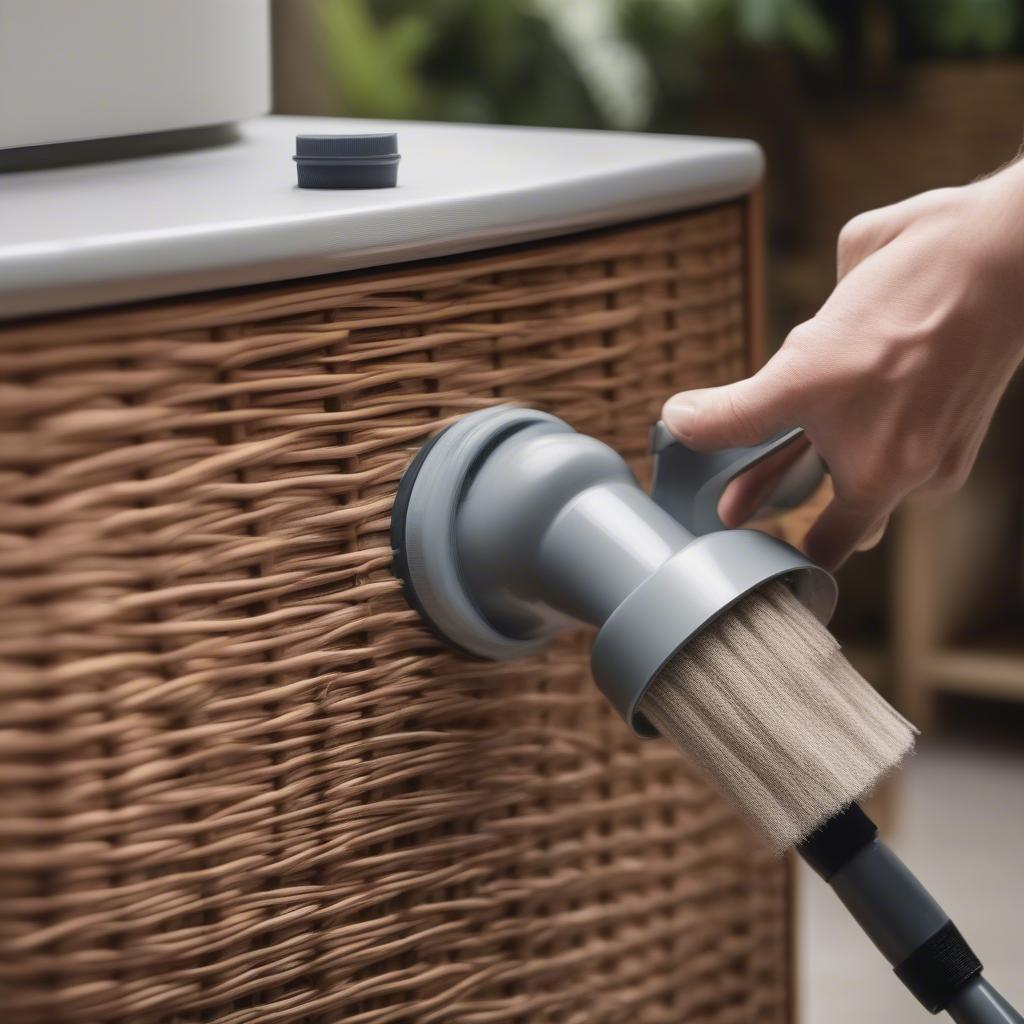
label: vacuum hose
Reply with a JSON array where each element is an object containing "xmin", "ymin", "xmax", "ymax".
[
  {"xmin": 798, "ymin": 804, "xmax": 1022, "ymax": 1023},
  {"xmin": 948, "ymin": 979, "xmax": 1024, "ymax": 1024}
]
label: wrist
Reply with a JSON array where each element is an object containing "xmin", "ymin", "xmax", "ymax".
[
  {"xmin": 965, "ymin": 155, "xmax": 1024, "ymax": 227},
  {"xmin": 958, "ymin": 167, "xmax": 1024, "ymax": 348}
]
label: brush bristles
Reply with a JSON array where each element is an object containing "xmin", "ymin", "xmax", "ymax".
[{"xmin": 639, "ymin": 582, "xmax": 916, "ymax": 850}]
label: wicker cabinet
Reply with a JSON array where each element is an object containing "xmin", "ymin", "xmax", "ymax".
[{"xmin": 0, "ymin": 119, "xmax": 788, "ymax": 1024}]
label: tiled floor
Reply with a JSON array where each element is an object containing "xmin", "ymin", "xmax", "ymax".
[{"xmin": 798, "ymin": 730, "xmax": 1024, "ymax": 1022}]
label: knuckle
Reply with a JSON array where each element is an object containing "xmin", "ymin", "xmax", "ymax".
[
  {"xmin": 920, "ymin": 185, "xmax": 960, "ymax": 211},
  {"xmin": 938, "ymin": 469, "xmax": 970, "ymax": 495},
  {"xmin": 721, "ymin": 387, "xmax": 761, "ymax": 441},
  {"xmin": 932, "ymin": 450, "xmax": 973, "ymax": 495},
  {"xmin": 948, "ymin": 455, "xmax": 974, "ymax": 491},
  {"xmin": 783, "ymin": 321, "xmax": 812, "ymax": 349},
  {"xmin": 837, "ymin": 212, "xmax": 875, "ymax": 256},
  {"xmin": 836, "ymin": 221, "xmax": 860, "ymax": 256},
  {"xmin": 780, "ymin": 320, "xmax": 822, "ymax": 360}
]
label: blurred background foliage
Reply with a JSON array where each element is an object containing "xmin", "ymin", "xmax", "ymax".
[{"xmin": 294, "ymin": 0, "xmax": 1023, "ymax": 130}]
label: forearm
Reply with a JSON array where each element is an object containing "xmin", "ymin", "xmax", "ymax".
[{"xmin": 959, "ymin": 158, "xmax": 1024, "ymax": 368}]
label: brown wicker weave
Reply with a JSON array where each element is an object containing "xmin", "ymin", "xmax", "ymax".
[{"xmin": 0, "ymin": 205, "xmax": 788, "ymax": 1024}]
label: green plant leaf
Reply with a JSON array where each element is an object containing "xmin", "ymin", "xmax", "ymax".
[{"xmin": 317, "ymin": 0, "xmax": 435, "ymax": 118}]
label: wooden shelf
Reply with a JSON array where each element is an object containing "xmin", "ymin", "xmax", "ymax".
[
  {"xmin": 928, "ymin": 629, "xmax": 1024, "ymax": 700},
  {"xmin": 892, "ymin": 372, "xmax": 1024, "ymax": 728}
]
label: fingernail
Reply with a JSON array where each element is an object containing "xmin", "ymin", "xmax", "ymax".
[{"xmin": 663, "ymin": 397, "xmax": 697, "ymax": 439}]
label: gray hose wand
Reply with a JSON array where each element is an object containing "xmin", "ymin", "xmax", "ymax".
[{"xmin": 391, "ymin": 405, "xmax": 1021, "ymax": 1023}]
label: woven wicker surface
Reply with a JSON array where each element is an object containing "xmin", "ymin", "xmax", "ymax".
[{"xmin": 0, "ymin": 205, "xmax": 788, "ymax": 1024}]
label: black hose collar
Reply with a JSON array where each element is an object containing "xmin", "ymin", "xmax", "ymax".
[
  {"xmin": 797, "ymin": 802, "xmax": 878, "ymax": 881},
  {"xmin": 895, "ymin": 921, "xmax": 983, "ymax": 1014}
]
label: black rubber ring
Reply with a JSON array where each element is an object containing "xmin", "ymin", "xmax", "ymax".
[{"xmin": 389, "ymin": 426, "xmax": 483, "ymax": 659}]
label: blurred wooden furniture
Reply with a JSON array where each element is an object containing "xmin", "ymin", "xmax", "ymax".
[{"xmin": 892, "ymin": 374, "xmax": 1024, "ymax": 730}]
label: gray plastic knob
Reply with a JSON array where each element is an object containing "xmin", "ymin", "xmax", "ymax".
[{"xmin": 294, "ymin": 133, "xmax": 400, "ymax": 189}]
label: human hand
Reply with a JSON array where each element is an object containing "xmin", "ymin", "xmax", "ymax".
[{"xmin": 662, "ymin": 164, "xmax": 1024, "ymax": 571}]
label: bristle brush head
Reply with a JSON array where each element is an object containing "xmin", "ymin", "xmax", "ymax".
[{"xmin": 638, "ymin": 581, "xmax": 916, "ymax": 850}]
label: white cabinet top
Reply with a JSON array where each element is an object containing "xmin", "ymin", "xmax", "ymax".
[{"xmin": 0, "ymin": 115, "xmax": 762, "ymax": 320}]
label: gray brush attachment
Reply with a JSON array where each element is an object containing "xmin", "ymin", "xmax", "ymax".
[{"xmin": 391, "ymin": 405, "xmax": 836, "ymax": 736}]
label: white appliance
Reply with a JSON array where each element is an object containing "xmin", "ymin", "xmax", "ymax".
[{"xmin": 0, "ymin": 0, "xmax": 270, "ymax": 150}]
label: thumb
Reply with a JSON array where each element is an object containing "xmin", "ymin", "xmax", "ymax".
[{"xmin": 661, "ymin": 361, "xmax": 797, "ymax": 452}]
